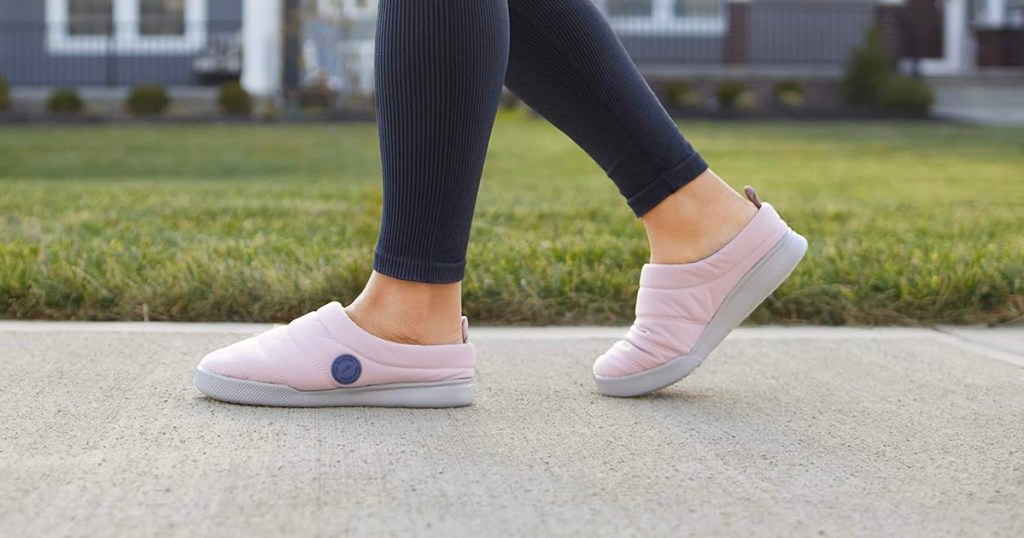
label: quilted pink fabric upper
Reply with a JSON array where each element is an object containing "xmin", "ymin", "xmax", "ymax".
[
  {"xmin": 198, "ymin": 302, "xmax": 476, "ymax": 390},
  {"xmin": 593, "ymin": 202, "xmax": 790, "ymax": 378}
]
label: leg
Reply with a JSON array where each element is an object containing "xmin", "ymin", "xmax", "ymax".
[
  {"xmin": 503, "ymin": 0, "xmax": 755, "ymax": 263},
  {"xmin": 194, "ymin": 0, "xmax": 510, "ymax": 407},
  {"xmin": 347, "ymin": 0, "xmax": 510, "ymax": 345},
  {"xmin": 503, "ymin": 0, "xmax": 806, "ymax": 396}
]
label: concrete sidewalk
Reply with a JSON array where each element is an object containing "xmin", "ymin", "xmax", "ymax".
[
  {"xmin": 929, "ymin": 72, "xmax": 1024, "ymax": 126},
  {"xmin": 1, "ymin": 324, "xmax": 1022, "ymax": 537}
]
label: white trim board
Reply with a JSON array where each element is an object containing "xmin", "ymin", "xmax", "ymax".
[{"xmin": 598, "ymin": 0, "xmax": 727, "ymax": 37}]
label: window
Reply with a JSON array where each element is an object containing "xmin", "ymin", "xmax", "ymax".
[
  {"xmin": 67, "ymin": 0, "xmax": 114, "ymax": 36},
  {"xmin": 140, "ymin": 0, "xmax": 186, "ymax": 36},
  {"xmin": 600, "ymin": 0, "xmax": 725, "ymax": 36},
  {"xmin": 46, "ymin": 0, "xmax": 208, "ymax": 55}
]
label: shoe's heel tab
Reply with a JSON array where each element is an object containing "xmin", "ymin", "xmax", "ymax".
[
  {"xmin": 461, "ymin": 316, "xmax": 470, "ymax": 343},
  {"xmin": 743, "ymin": 186, "xmax": 763, "ymax": 208}
]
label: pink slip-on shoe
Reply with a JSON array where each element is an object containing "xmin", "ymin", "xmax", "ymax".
[
  {"xmin": 194, "ymin": 302, "xmax": 476, "ymax": 407},
  {"xmin": 594, "ymin": 187, "xmax": 807, "ymax": 397}
]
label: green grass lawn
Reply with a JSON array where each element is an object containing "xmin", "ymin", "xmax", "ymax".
[{"xmin": 1, "ymin": 113, "xmax": 1022, "ymax": 325}]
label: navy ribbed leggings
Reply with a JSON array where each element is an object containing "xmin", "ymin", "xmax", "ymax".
[{"xmin": 373, "ymin": 0, "xmax": 709, "ymax": 283}]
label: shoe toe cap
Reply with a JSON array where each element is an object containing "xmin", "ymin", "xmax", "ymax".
[
  {"xmin": 197, "ymin": 338, "xmax": 259, "ymax": 381},
  {"xmin": 593, "ymin": 341, "xmax": 638, "ymax": 378}
]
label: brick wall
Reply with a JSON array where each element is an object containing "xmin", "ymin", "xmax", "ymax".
[{"xmin": 723, "ymin": 3, "xmax": 749, "ymax": 65}]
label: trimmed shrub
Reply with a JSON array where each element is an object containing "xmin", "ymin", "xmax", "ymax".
[
  {"xmin": 774, "ymin": 80, "xmax": 806, "ymax": 109},
  {"xmin": 736, "ymin": 91, "xmax": 759, "ymax": 111},
  {"xmin": 126, "ymin": 84, "xmax": 170, "ymax": 115},
  {"xmin": 46, "ymin": 88, "xmax": 84, "ymax": 114},
  {"xmin": 776, "ymin": 89, "xmax": 805, "ymax": 109},
  {"xmin": 0, "ymin": 74, "xmax": 9, "ymax": 112},
  {"xmin": 881, "ymin": 76, "xmax": 934, "ymax": 115},
  {"xmin": 714, "ymin": 81, "xmax": 746, "ymax": 109},
  {"xmin": 773, "ymin": 78, "xmax": 804, "ymax": 98},
  {"xmin": 663, "ymin": 81, "xmax": 702, "ymax": 109},
  {"xmin": 259, "ymin": 98, "xmax": 281, "ymax": 119},
  {"xmin": 217, "ymin": 81, "xmax": 252, "ymax": 116},
  {"xmin": 298, "ymin": 78, "xmax": 338, "ymax": 109},
  {"xmin": 842, "ymin": 26, "xmax": 891, "ymax": 107}
]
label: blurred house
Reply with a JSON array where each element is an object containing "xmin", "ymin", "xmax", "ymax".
[
  {"xmin": 298, "ymin": 0, "xmax": 1024, "ymax": 91},
  {"xmin": 598, "ymin": 0, "xmax": 1023, "ymax": 75},
  {"xmin": 0, "ymin": 0, "xmax": 1020, "ymax": 93},
  {"xmin": 0, "ymin": 0, "xmax": 244, "ymax": 87}
]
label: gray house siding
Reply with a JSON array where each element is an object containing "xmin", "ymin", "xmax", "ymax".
[
  {"xmin": 748, "ymin": 1, "xmax": 875, "ymax": 64},
  {"xmin": 0, "ymin": 0, "xmax": 242, "ymax": 87},
  {"xmin": 209, "ymin": 0, "xmax": 243, "ymax": 21},
  {"xmin": 619, "ymin": 36, "xmax": 724, "ymax": 65},
  {"xmin": 612, "ymin": 0, "xmax": 876, "ymax": 68}
]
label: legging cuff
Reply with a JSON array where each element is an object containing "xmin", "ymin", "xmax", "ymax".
[
  {"xmin": 373, "ymin": 250, "xmax": 466, "ymax": 284},
  {"xmin": 626, "ymin": 152, "xmax": 709, "ymax": 217}
]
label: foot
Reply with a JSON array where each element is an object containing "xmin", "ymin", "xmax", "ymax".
[
  {"xmin": 194, "ymin": 302, "xmax": 477, "ymax": 407},
  {"xmin": 642, "ymin": 169, "xmax": 758, "ymax": 264},
  {"xmin": 593, "ymin": 187, "xmax": 807, "ymax": 397},
  {"xmin": 345, "ymin": 272, "xmax": 465, "ymax": 345}
]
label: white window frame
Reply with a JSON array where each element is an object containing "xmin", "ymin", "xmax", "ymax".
[
  {"xmin": 46, "ymin": 0, "xmax": 208, "ymax": 56},
  {"xmin": 598, "ymin": 0, "xmax": 726, "ymax": 37}
]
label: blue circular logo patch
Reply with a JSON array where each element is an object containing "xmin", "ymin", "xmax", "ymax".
[{"xmin": 331, "ymin": 354, "xmax": 362, "ymax": 385}]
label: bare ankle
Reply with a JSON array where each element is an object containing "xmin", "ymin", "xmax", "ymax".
[
  {"xmin": 344, "ymin": 272, "xmax": 465, "ymax": 345},
  {"xmin": 642, "ymin": 169, "xmax": 757, "ymax": 264}
]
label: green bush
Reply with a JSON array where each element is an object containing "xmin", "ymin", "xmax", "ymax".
[
  {"xmin": 736, "ymin": 91, "xmax": 759, "ymax": 111},
  {"xmin": 298, "ymin": 78, "xmax": 338, "ymax": 109},
  {"xmin": 0, "ymin": 74, "xmax": 10, "ymax": 112},
  {"xmin": 842, "ymin": 26, "xmax": 892, "ymax": 107},
  {"xmin": 773, "ymin": 80, "xmax": 805, "ymax": 109},
  {"xmin": 46, "ymin": 88, "xmax": 84, "ymax": 114},
  {"xmin": 773, "ymin": 79, "xmax": 804, "ymax": 98},
  {"xmin": 126, "ymin": 84, "xmax": 170, "ymax": 115},
  {"xmin": 776, "ymin": 89, "xmax": 805, "ymax": 109},
  {"xmin": 663, "ymin": 81, "xmax": 702, "ymax": 108},
  {"xmin": 259, "ymin": 98, "xmax": 281, "ymax": 119},
  {"xmin": 881, "ymin": 75, "xmax": 934, "ymax": 115},
  {"xmin": 217, "ymin": 81, "xmax": 252, "ymax": 116},
  {"xmin": 714, "ymin": 81, "xmax": 747, "ymax": 109}
]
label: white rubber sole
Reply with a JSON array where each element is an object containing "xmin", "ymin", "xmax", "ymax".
[
  {"xmin": 194, "ymin": 367, "xmax": 474, "ymax": 408},
  {"xmin": 595, "ymin": 230, "xmax": 808, "ymax": 398}
]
